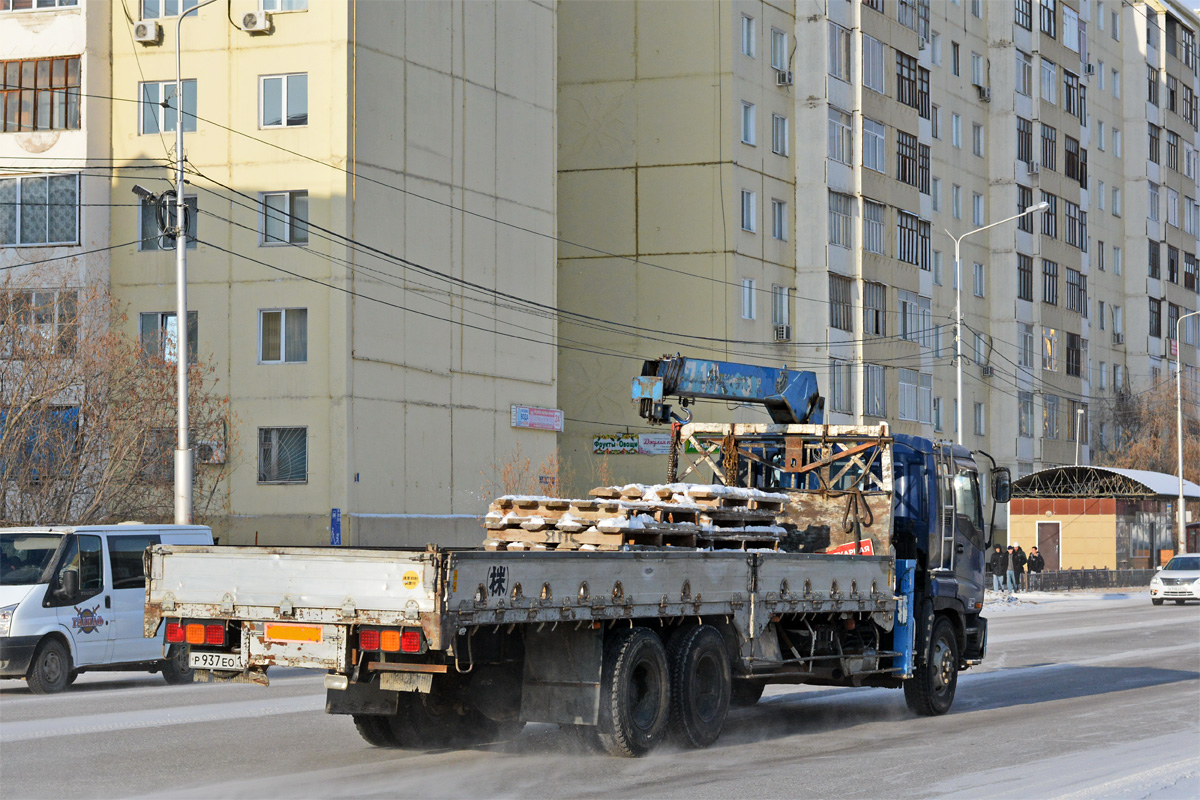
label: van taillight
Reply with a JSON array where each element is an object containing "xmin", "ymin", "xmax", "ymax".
[
  {"xmin": 166, "ymin": 622, "xmax": 184, "ymax": 643},
  {"xmin": 359, "ymin": 629, "xmax": 379, "ymax": 650}
]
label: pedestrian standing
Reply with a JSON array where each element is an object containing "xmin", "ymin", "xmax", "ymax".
[
  {"xmin": 1027, "ymin": 546, "xmax": 1045, "ymax": 590},
  {"xmin": 989, "ymin": 544, "xmax": 1007, "ymax": 591},
  {"xmin": 1005, "ymin": 545, "xmax": 1018, "ymax": 593},
  {"xmin": 1013, "ymin": 544, "xmax": 1028, "ymax": 592}
]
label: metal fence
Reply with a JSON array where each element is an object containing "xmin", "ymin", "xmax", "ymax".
[{"xmin": 1026, "ymin": 568, "xmax": 1156, "ymax": 591}]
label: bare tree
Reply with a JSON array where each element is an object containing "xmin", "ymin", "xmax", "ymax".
[
  {"xmin": 1093, "ymin": 378, "xmax": 1200, "ymax": 484},
  {"xmin": 1, "ymin": 274, "xmax": 231, "ymax": 525}
]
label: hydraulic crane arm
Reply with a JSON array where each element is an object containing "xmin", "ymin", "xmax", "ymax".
[{"xmin": 632, "ymin": 355, "xmax": 823, "ymax": 425}]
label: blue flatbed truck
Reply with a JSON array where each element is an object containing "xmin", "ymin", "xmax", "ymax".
[{"xmin": 144, "ymin": 357, "xmax": 1009, "ymax": 756}]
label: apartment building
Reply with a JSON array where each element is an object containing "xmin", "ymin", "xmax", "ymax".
[
  {"xmin": 557, "ymin": 0, "xmax": 1199, "ymax": 526},
  {"xmin": 99, "ymin": 1, "xmax": 557, "ymax": 545}
]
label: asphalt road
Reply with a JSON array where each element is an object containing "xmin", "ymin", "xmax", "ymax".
[{"xmin": 2, "ymin": 593, "xmax": 1197, "ymax": 800}]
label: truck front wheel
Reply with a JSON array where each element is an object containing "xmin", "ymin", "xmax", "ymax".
[
  {"xmin": 666, "ymin": 625, "xmax": 730, "ymax": 748},
  {"xmin": 597, "ymin": 627, "xmax": 671, "ymax": 757},
  {"xmin": 904, "ymin": 617, "xmax": 958, "ymax": 716}
]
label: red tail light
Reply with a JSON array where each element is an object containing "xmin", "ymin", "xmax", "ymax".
[
  {"xmin": 205, "ymin": 624, "xmax": 225, "ymax": 645},
  {"xmin": 185, "ymin": 623, "xmax": 205, "ymax": 644},
  {"xmin": 401, "ymin": 631, "xmax": 422, "ymax": 653},
  {"xmin": 359, "ymin": 629, "xmax": 379, "ymax": 650},
  {"xmin": 165, "ymin": 622, "xmax": 184, "ymax": 643}
]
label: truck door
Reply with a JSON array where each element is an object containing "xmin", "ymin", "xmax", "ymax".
[
  {"xmin": 50, "ymin": 534, "xmax": 115, "ymax": 667},
  {"xmin": 952, "ymin": 468, "xmax": 987, "ymax": 607},
  {"xmin": 107, "ymin": 533, "xmax": 162, "ymax": 664}
]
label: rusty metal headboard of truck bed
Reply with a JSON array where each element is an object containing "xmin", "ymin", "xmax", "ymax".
[{"xmin": 675, "ymin": 423, "xmax": 894, "ymax": 555}]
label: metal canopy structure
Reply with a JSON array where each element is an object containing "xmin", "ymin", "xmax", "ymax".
[{"xmin": 1012, "ymin": 466, "xmax": 1200, "ymax": 500}]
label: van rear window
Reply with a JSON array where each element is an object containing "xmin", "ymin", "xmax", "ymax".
[{"xmin": 108, "ymin": 535, "xmax": 161, "ymax": 590}]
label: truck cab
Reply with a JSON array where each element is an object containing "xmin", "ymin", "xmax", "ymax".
[{"xmin": 0, "ymin": 524, "xmax": 212, "ymax": 693}]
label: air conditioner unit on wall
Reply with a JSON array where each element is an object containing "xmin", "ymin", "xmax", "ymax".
[
  {"xmin": 976, "ymin": 85, "xmax": 992, "ymax": 102},
  {"xmin": 774, "ymin": 324, "xmax": 792, "ymax": 342},
  {"xmin": 1112, "ymin": 332, "xmax": 1125, "ymax": 345},
  {"xmin": 195, "ymin": 440, "xmax": 226, "ymax": 465},
  {"xmin": 1085, "ymin": 63, "xmax": 1096, "ymax": 75},
  {"xmin": 133, "ymin": 20, "xmax": 162, "ymax": 44},
  {"xmin": 981, "ymin": 365, "xmax": 995, "ymax": 377},
  {"xmin": 776, "ymin": 70, "xmax": 793, "ymax": 87},
  {"xmin": 1026, "ymin": 161, "xmax": 1041, "ymax": 175},
  {"xmin": 241, "ymin": 11, "xmax": 272, "ymax": 33}
]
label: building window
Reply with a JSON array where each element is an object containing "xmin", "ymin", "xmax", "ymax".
[
  {"xmin": 829, "ymin": 273, "xmax": 853, "ymax": 331},
  {"xmin": 772, "ymin": 199, "xmax": 787, "ymax": 241},
  {"xmin": 897, "ymin": 211, "xmax": 922, "ymax": 266},
  {"xmin": 771, "ymin": 114, "xmax": 788, "ymax": 156},
  {"xmin": 933, "ymin": 250, "xmax": 943, "ymax": 285},
  {"xmin": 972, "ymin": 123, "xmax": 984, "ymax": 157},
  {"xmin": 1016, "ymin": 50, "xmax": 1033, "ymax": 96},
  {"xmin": 864, "ymin": 363, "xmax": 886, "ymax": 418},
  {"xmin": 1018, "ymin": 391, "xmax": 1034, "ymax": 437},
  {"xmin": 932, "ymin": 178, "xmax": 941, "ymax": 211},
  {"xmin": 1042, "ymin": 326, "xmax": 1059, "ymax": 372},
  {"xmin": 1066, "ymin": 332, "xmax": 1083, "ymax": 377},
  {"xmin": 741, "ymin": 278, "xmax": 756, "ymax": 320},
  {"xmin": 1018, "ymin": 185, "xmax": 1034, "ymax": 233},
  {"xmin": 918, "ymin": 67, "xmax": 930, "ymax": 118},
  {"xmin": 828, "ymin": 108, "xmax": 852, "ymax": 164},
  {"xmin": 864, "ymin": 118, "xmax": 886, "ymax": 172},
  {"xmin": 258, "ymin": 427, "xmax": 307, "ymax": 484},
  {"xmin": 741, "ymin": 190, "xmax": 756, "ymax": 232},
  {"xmin": 1040, "ymin": 124, "xmax": 1057, "ymax": 171},
  {"xmin": 0, "ymin": 57, "xmax": 80, "ymax": 132},
  {"xmin": 1064, "ymin": 136, "xmax": 1086, "ymax": 186},
  {"xmin": 1149, "ymin": 124, "xmax": 1161, "ymax": 164},
  {"xmin": 951, "ymin": 113, "xmax": 961, "ymax": 148},
  {"xmin": 829, "ymin": 358, "xmax": 854, "ymax": 414},
  {"xmin": 1148, "ymin": 66, "xmax": 1159, "ymax": 106},
  {"xmin": 2, "ymin": 289, "xmax": 78, "ymax": 357},
  {"xmin": 1042, "ymin": 259, "xmax": 1059, "ymax": 305},
  {"xmin": 1041, "ymin": 58, "xmax": 1057, "ymax": 105},
  {"xmin": 1041, "ymin": 192, "xmax": 1057, "ymax": 238},
  {"xmin": 1064, "ymin": 201, "xmax": 1086, "ymax": 250},
  {"xmin": 141, "ymin": 1, "xmax": 200, "ymax": 17},
  {"xmin": 1018, "ymin": 254, "xmax": 1033, "ymax": 301},
  {"xmin": 952, "ymin": 184, "xmax": 962, "ymax": 220},
  {"xmin": 933, "ymin": 396, "xmax": 944, "ymax": 431},
  {"xmin": 1113, "ymin": 245, "xmax": 1122, "ymax": 274},
  {"xmin": 864, "ymin": 282, "xmax": 886, "ymax": 337},
  {"xmin": 1167, "ymin": 189, "xmax": 1179, "ymax": 228},
  {"xmin": 897, "ymin": 51, "xmax": 918, "ymax": 108},
  {"xmin": 974, "ymin": 332, "xmax": 987, "ymax": 365},
  {"xmin": 898, "ymin": 369, "xmax": 920, "ymax": 422},
  {"xmin": 260, "ymin": 73, "xmax": 307, "ymax": 128},
  {"xmin": 139, "ymin": 194, "xmax": 197, "ymax": 250},
  {"xmin": 864, "ymin": 34, "xmax": 886, "ymax": 93},
  {"xmin": 973, "ymin": 402, "xmax": 986, "ymax": 436},
  {"xmin": 259, "ymin": 308, "xmax": 307, "ymax": 364},
  {"xmin": 899, "ymin": 290, "xmax": 933, "ymax": 347},
  {"xmin": 1044, "ymin": 394, "xmax": 1060, "ymax": 439},
  {"xmin": 1167, "ymin": 304, "xmax": 1180, "ymax": 341},
  {"xmin": 931, "ymin": 105, "xmax": 940, "ymax": 138},
  {"xmin": 741, "ymin": 15, "xmax": 755, "ymax": 57},
  {"xmin": 1019, "ymin": 322, "xmax": 1034, "ymax": 368},
  {"xmin": 972, "ymin": 193, "xmax": 984, "ymax": 226},
  {"xmin": 261, "ymin": 0, "xmax": 308, "ymax": 10},
  {"xmin": 1015, "ymin": 0, "xmax": 1032, "ymax": 30},
  {"xmin": 864, "ymin": 200, "xmax": 885, "ymax": 255},
  {"xmin": 828, "ymin": 23, "xmax": 850, "ymax": 81},
  {"xmin": 1112, "ymin": 187, "xmax": 1121, "ymax": 217},
  {"xmin": 1149, "ymin": 240, "xmax": 1161, "ymax": 278},
  {"xmin": 973, "ymin": 262, "xmax": 985, "ymax": 297},
  {"xmin": 918, "ymin": 144, "xmax": 930, "ymax": 194},
  {"xmin": 771, "ymin": 285, "xmax": 789, "ymax": 326},
  {"xmin": 971, "ymin": 52, "xmax": 984, "ymax": 86},
  {"xmin": 0, "ymin": 173, "xmax": 79, "ymax": 246},
  {"xmin": 951, "ymin": 42, "xmax": 960, "ymax": 76},
  {"xmin": 1113, "ymin": 128, "xmax": 1122, "ymax": 157},
  {"xmin": 140, "ymin": 310, "xmax": 198, "ymax": 365},
  {"xmin": 771, "ymin": 28, "xmax": 787, "ymax": 71},
  {"xmin": 828, "ymin": 192, "xmax": 853, "ymax": 248},
  {"xmin": 1167, "ymin": 132, "xmax": 1180, "ymax": 171},
  {"xmin": 1149, "ymin": 182, "xmax": 1160, "ymax": 222},
  {"xmin": 897, "ymin": 131, "xmax": 918, "ymax": 186},
  {"xmin": 898, "ymin": 0, "xmax": 917, "ymax": 30},
  {"xmin": 261, "ymin": 190, "xmax": 308, "ymax": 245},
  {"xmin": 1017, "ymin": 117, "xmax": 1033, "ymax": 164},
  {"xmin": 1149, "ymin": 298, "xmax": 1161, "ymax": 338},
  {"xmin": 1063, "ymin": 71, "xmax": 1083, "ymax": 120},
  {"xmin": 1040, "ymin": 0, "xmax": 1056, "ymax": 37},
  {"xmin": 1168, "ymin": 246, "xmax": 1179, "ymax": 284},
  {"xmin": 140, "ymin": 79, "xmax": 197, "ymax": 134},
  {"xmin": 1065, "ymin": 268, "xmax": 1087, "ymax": 314},
  {"xmin": 740, "ymin": 102, "xmax": 755, "ymax": 145}
]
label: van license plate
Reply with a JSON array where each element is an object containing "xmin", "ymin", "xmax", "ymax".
[{"xmin": 189, "ymin": 651, "xmax": 245, "ymax": 670}]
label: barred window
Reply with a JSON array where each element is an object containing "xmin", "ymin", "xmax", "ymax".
[
  {"xmin": 897, "ymin": 131, "xmax": 919, "ymax": 186},
  {"xmin": 828, "ymin": 191, "xmax": 854, "ymax": 248},
  {"xmin": 1018, "ymin": 253, "xmax": 1033, "ymax": 301},
  {"xmin": 864, "ymin": 200, "xmax": 885, "ymax": 255},
  {"xmin": 0, "ymin": 56, "xmax": 81, "ymax": 133},
  {"xmin": 897, "ymin": 211, "xmax": 921, "ymax": 265},
  {"xmin": 829, "ymin": 273, "xmax": 853, "ymax": 331},
  {"xmin": 864, "ymin": 281, "xmax": 887, "ymax": 336},
  {"xmin": 258, "ymin": 427, "xmax": 308, "ymax": 484},
  {"xmin": 1043, "ymin": 259, "xmax": 1059, "ymax": 305},
  {"xmin": 897, "ymin": 51, "xmax": 919, "ymax": 109}
]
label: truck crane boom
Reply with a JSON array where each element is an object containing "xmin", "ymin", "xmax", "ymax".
[{"xmin": 633, "ymin": 355, "xmax": 823, "ymax": 425}]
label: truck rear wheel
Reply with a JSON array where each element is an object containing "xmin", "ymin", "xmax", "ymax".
[
  {"xmin": 597, "ymin": 627, "xmax": 671, "ymax": 757},
  {"xmin": 729, "ymin": 679, "xmax": 765, "ymax": 707},
  {"xmin": 666, "ymin": 625, "xmax": 730, "ymax": 748},
  {"xmin": 353, "ymin": 714, "xmax": 400, "ymax": 747},
  {"xmin": 904, "ymin": 617, "xmax": 958, "ymax": 716}
]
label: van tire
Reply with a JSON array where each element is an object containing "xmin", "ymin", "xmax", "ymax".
[
  {"xmin": 161, "ymin": 645, "xmax": 194, "ymax": 685},
  {"xmin": 27, "ymin": 638, "xmax": 72, "ymax": 694}
]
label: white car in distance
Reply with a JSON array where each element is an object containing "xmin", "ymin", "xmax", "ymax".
[{"xmin": 1149, "ymin": 553, "xmax": 1200, "ymax": 606}]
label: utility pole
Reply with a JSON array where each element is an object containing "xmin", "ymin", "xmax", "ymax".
[
  {"xmin": 171, "ymin": 0, "xmax": 218, "ymax": 524},
  {"xmin": 1178, "ymin": 310, "xmax": 1199, "ymax": 555}
]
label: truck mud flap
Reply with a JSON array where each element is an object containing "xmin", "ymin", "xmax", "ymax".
[
  {"xmin": 520, "ymin": 626, "xmax": 602, "ymax": 726},
  {"xmin": 326, "ymin": 680, "xmax": 401, "ymax": 716}
]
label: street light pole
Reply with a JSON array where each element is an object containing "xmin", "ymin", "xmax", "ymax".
[
  {"xmin": 946, "ymin": 201, "xmax": 1049, "ymax": 446},
  {"xmin": 1177, "ymin": 309, "xmax": 1200, "ymax": 555},
  {"xmin": 172, "ymin": 0, "xmax": 217, "ymax": 525},
  {"xmin": 1074, "ymin": 406, "xmax": 1085, "ymax": 465}
]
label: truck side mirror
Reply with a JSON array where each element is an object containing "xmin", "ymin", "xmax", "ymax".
[
  {"xmin": 992, "ymin": 468, "xmax": 1012, "ymax": 504},
  {"xmin": 57, "ymin": 569, "xmax": 79, "ymax": 602}
]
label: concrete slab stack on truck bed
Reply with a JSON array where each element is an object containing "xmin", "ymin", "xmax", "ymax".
[{"xmin": 142, "ymin": 357, "xmax": 1010, "ymax": 756}]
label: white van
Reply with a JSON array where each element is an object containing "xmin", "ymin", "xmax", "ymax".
[{"xmin": 0, "ymin": 524, "xmax": 212, "ymax": 693}]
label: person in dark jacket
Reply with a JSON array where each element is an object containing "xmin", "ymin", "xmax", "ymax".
[
  {"xmin": 1012, "ymin": 544, "xmax": 1028, "ymax": 591},
  {"xmin": 1005, "ymin": 546, "xmax": 1018, "ymax": 592},
  {"xmin": 989, "ymin": 544, "xmax": 1007, "ymax": 591},
  {"xmin": 1027, "ymin": 546, "xmax": 1046, "ymax": 590}
]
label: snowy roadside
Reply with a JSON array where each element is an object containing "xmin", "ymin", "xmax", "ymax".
[{"xmin": 982, "ymin": 587, "xmax": 1155, "ymax": 616}]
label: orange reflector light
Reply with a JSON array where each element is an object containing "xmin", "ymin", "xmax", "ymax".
[
  {"xmin": 359, "ymin": 629, "xmax": 379, "ymax": 650},
  {"xmin": 263, "ymin": 623, "xmax": 323, "ymax": 643},
  {"xmin": 401, "ymin": 631, "xmax": 422, "ymax": 653},
  {"xmin": 205, "ymin": 624, "xmax": 225, "ymax": 645},
  {"xmin": 379, "ymin": 630, "xmax": 401, "ymax": 652},
  {"xmin": 165, "ymin": 622, "xmax": 184, "ymax": 643},
  {"xmin": 185, "ymin": 624, "xmax": 205, "ymax": 644}
]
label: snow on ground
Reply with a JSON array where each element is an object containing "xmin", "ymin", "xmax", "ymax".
[{"xmin": 982, "ymin": 587, "xmax": 1156, "ymax": 615}]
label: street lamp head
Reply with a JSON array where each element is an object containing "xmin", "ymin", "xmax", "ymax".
[
  {"xmin": 131, "ymin": 184, "xmax": 156, "ymax": 201},
  {"xmin": 1025, "ymin": 201, "xmax": 1051, "ymax": 213}
]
